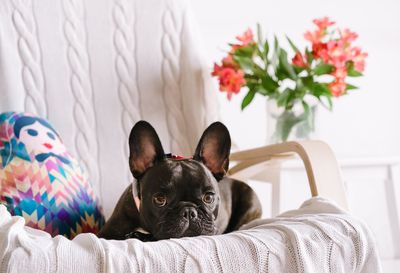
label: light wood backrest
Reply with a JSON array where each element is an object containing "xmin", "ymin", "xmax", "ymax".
[{"xmin": 228, "ymin": 140, "xmax": 349, "ymax": 210}]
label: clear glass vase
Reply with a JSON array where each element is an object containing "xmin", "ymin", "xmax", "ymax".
[{"xmin": 267, "ymin": 101, "xmax": 317, "ymax": 144}]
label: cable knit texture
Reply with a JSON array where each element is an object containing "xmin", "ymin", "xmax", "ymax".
[
  {"xmin": 62, "ymin": 0, "xmax": 101, "ymax": 193},
  {"xmin": 113, "ymin": 0, "xmax": 141, "ymax": 183},
  {"xmin": 0, "ymin": 198, "xmax": 382, "ymax": 272},
  {"xmin": 0, "ymin": 0, "xmax": 219, "ymax": 217},
  {"xmin": 161, "ymin": 0, "xmax": 191, "ymax": 156},
  {"xmin": 11, "ymin": 0, "xmax": 47, "ymax": 117}
]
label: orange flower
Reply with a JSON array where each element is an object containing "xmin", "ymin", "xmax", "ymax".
[
  {"xmin": 231, "ymin": 28, "xmax": 255, "ymax": 52},
  {"xmin": 326, "ymin": 40, "xmax": 348, "ymax": 68},
  {"xmin": 329, "ymin": 80, "xmax": 346, "ymax": 97},
  {"xmin": 292, "ymin": 52, "xmax": 307, "ymax": 68},
  {"xmin": 332, "ymin": 67, "xmax": 348, "ymax": 80},
  {"xmin": 211, "ymin": 63, "xmax": 222, "ymax": 77},
  {"xmin": 313, "ymin": 17, "xmax": 335, "ymax": 31},
  {"xmin": 351, "ymin": 47, "xmax": 368, "ymax": 72},
  {"xmin": 304, "ymin": 30, "xmax": 324, "ymax": 44},
  {"xmin": 212, "ymin": 65, "xmax": 245, "ymax": 100},
  {"xmin": 212, "ymin": 55, "xmax": 239, "ymax": 75},
  {"xmin": 312, "ymin": 42, "xmax": 329, "ymax": 62},
  {"xmin": 236, "ymin": 28, "xmax": 254, "ymax": 46},
  {"xmin": 340, "ymin": 28, "xmax": 358, "ymax": 44},
  {"xmin": 222, "ymin": 55, "xmax": 239, "ymax": 69}
]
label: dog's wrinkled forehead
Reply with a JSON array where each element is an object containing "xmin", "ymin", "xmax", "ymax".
[{"xmin": 141, "ymin": 159, "xmax": 216, "ymax": 190}]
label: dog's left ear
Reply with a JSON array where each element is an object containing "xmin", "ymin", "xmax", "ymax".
[
  {"xmin": 193, "ymin": 122, "xmax": 231, "ymax": 180},
  {"xmin": 129, "ymin": 121, "xmax": 165, "ymax": 178}
]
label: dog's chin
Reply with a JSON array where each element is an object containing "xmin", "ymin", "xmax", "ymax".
[{"xmin": 153, "ymin": 217, "xmax": 217, "ymax": 240}]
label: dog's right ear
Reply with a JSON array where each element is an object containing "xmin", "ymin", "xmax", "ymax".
[
  {"xmin": 193, "ymin": 122, "xmax": 231, "ymax": 181},
  {"xmin": 129, "ymin": 121, "xmax": 165, "ymax": 178}
]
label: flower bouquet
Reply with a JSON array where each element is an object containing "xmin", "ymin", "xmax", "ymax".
[{"xmin": 212, "ymin": 17, "xmax": 367, "ymax": 143}]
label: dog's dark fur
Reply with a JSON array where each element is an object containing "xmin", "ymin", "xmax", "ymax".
[{"xmin": 98, "ymin": 121, "xmax": 262, "ymax": 241}]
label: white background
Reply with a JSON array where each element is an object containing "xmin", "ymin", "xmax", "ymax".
[
  {"xmin": 191, "ymin": 0, "xmax": 400, "ymax": 269},
  {"xmin": 191, "ymin": 0, "xmax": 400, "ymax": 157}
]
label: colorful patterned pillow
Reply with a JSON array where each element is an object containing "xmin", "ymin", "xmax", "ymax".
[{"xmin": 0, "ymin": 112, "xmax": 105, "ymax": 238}]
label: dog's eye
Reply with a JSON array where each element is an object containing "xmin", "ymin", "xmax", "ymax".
[
  {"xmin": 153, "ymin": 194, "xmax": 167, "ymax": 207},
  {"xmin": 202, "ymin": 192, "xmax": 215, "ymax": 204}
]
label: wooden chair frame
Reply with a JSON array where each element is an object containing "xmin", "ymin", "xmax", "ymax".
[{"xmin": 228, "ymin": 140, "xmax": 349, "ymax": 211}]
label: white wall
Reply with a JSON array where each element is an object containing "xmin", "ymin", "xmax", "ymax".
[
  {"xmin": 190, "ymin": 1, "xmax": 400, "ymax": 268},
  {"xmin": 191, "ymin": 0, "xmax": 400, "ymax": 158}
]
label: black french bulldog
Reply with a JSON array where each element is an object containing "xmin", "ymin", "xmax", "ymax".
[{"xmin": 98, "ymin": 121, "xmax": 262, "ymax": 241}]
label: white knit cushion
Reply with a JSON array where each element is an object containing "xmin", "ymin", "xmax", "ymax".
[{"xmin": 0, "ymin": 198, "xmax": 382, "ymax": 272}]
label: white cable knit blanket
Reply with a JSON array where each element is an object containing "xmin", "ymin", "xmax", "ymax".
[{"xmin": 0, "ymin": 198, "xmax": 381, "ymax": 273}]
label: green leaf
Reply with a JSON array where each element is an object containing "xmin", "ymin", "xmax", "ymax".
[
  {"xmin": 346, "ymin": 83, "xmax": 359, "ymax": 90},
  {"xmin": 310, "ymin": 83, "xmax": 332, "ymax": 97},
  {"xmin": 274, "ymin": 110, "xmax": 303, "ymax": 142},
  {"xmin": 233, "ymin": 46, "xmax": 254, "ymax": 58},
  {"xmin": 276, "ymin": 67, "xmax": 288, "ymax": 81},
  {"xmin": 255, "ymin": 86, "xmax": 269, "ymax": 96},
  {"xmin": 241, "ymin": 90, "xmax": 256, "ymax": 110},
  {"xmin": 346, "ymin": 61, "xmax": 363, "ymax": 77},
  {"xmin": 261, "ymin": 75, "xmax": 279, "ymax": 92},
  {"xmin": 257, "ymin": 23, "xmax": 263, "ymax": 46},
  {"xmin": 295, "ymin": 104, "xmax": 316, "ymax": 138},
  {"xmin": 232, "ymin": 55, "xmax": 253, "ymax": 71},
  {"xmin": 286, "ymin": 36, "xmax": 299, "ymax": 53},
  {"xmin": 301, "ymin": 76, "xmax": 314, "ymax": 89},
  {"xmin": 264, "ymin": 39, "xmax": 269, "ymax": 59},
  {"xmin": 305, "ymin": 48, "xmax": 314, "ymax": 64},
  {"xmin": 347, "ymin": 67, "xmax": 363, "ymax": 77},
  {"xmin": 318, "ymin": 96, "xmax": 333, "ymax": 111},
  {"xmin": 293, "ymin": 86, "xmax": 307, "ymax": 100},
  {"xmin": 314, "ymin": 63, "xmax": 334, "ymax": 75},
  {"xmin": 274, "ymin": 35, "xmax": 279, "ymax": 50},
  {"xmin": 287, "ymin": 92, "xmax": 298, "ymax": 109},
  {"xmin": 253, "ymin": 64, "xmax": 267, "ymax": 78},
  {"xmin": 327, "ymin": 96, "xmax": 333, "ymax": 110},
  {"xmin": 302, "ymin": 101, "xmax": 310, "ymax": 114},
  {"xmin": 293, "ymin": 66, "xmax": 305, "ymax": 74},
  {"xmin": 257, "ymin": 74, "xmax": 278, "ymax": 94},
  {"xmin": 277, "ymin": 88, "xmax": 291, "ymax": 107},
  {"xmin": 255, "ymin": 46, "xmax": 265, "ymax": 64},
  {"xmin": 278, "ymin": 48, "xmax": 297, "ymax": 80},
  {"xmin": 277, "ymin": 87, "xmax": 297, "ymax": 109},
  {"xmin": 271, "ymin": 36, "xmax": 280, "ymax": 71}
]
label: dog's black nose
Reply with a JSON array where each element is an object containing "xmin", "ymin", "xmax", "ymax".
[{"xmin": 181, "ymin": 207, "xmax": 198, "ymax": 221}]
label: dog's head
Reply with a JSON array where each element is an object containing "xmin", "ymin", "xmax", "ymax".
[{"xmin": 128, "ymin": 121, "xmax": 231, "ymax": 240}]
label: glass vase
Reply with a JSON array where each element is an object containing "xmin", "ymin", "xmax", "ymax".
[{"xmin": 267, "ymin": 101, "xmax": 317, "ymax": 144}]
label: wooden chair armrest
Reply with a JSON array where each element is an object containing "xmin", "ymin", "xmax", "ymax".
[{"xmin": 228, "ymin": 140, "xmax": 348, "ymax": 210}]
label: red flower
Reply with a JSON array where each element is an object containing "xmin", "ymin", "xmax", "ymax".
[
  {"xmin": 332, "ymin": 67, "xmax": 348, "ymax": 80},
  {"xmin": 211, "ymin": 28, "xmax": 254, "ymax": 100},
  {"xmin": 312, "ymin": 42, "xmax": 329, "ymax": 62},
  {"xmin": 231, "ymin": 28, "xmax": 255, "ymax": 52},
  {"xmin": 329, "ymin": 80, "xmax": 346, "ymax": 97},
  {"xmin": 292, "ymin": 52, "xmax": 307, "ymax": 68},
  {"xmin": 340, "ymin": 28, "xmax": 358, "ymax": 44},
  {"xmin": 222, "ymin": 55, "xmax": 238, "ymax": 69},
  {"xmin": 313, "ymin": 17, "xmax": 335, "ymax": 31},
  {"xmin": 211, "ymin": 63, "xmax": 223, "ymax": 77},
  {"xmin": 236, "ymin": 28, "xmax": 254, "ymax": 46},
  {"xmin": 326, "ymin": 40, "xmax": 348, "ymax": 68},
  {"xmin": 212, "ymin": 64, "xmax": 245, "ymax": 100},
  {"xmin": 351, "ymin": 47, "xmax": 368, "ymax": 72},
  {"xmin": 304, "ymin": 30, "xmax": 324, "ymax": 44}
]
